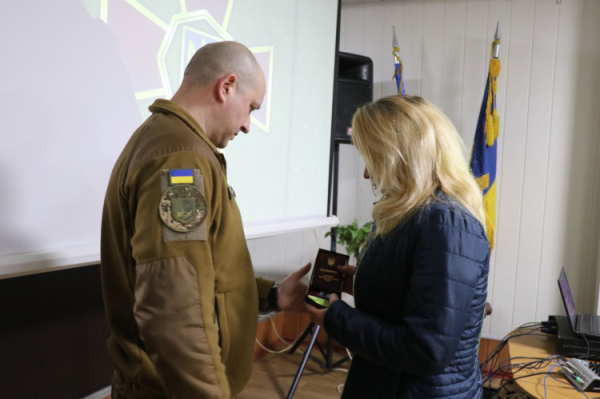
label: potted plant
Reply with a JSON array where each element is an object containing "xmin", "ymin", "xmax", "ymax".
[{"xmin": 325, "ymin": 219, "xmax": 373, "ymax": 263}]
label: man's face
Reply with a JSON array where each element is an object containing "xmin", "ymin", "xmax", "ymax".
[{"xmin": 214, "ymin": 76, "xmax": 266, "ymax": 149}]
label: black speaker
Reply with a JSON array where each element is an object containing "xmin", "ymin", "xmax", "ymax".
[{"xmin": 333, "ymin": 52, "xmax": 373, "ymax": 144}]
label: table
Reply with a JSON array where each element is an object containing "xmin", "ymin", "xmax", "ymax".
[{"xmin": 508, "ymin": 329, "xmax": 600, "ymax": 398}]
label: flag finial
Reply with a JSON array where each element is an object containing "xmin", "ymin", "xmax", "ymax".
[
  {"xmin": 392, "ymin": 26, "xmax": 399, "ymax": 48},
  {"xmin": 493, "ymin": 22, "xmax": 501, "ymax": 59}
]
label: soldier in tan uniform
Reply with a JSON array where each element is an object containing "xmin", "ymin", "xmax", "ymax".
[{"xmin": 101, "ymin": 41, "xmax": 310, "ymax": 398}]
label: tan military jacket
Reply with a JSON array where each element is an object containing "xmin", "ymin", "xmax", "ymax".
[{"xmin": 101, "ymin": 99, "xmax": 274, "ymax": 398}]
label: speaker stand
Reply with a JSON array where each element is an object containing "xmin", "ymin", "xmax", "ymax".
[
  {"xmin": 285, "ymin": 322, "xmax": 350, "ymax": 399},
  {"xmin": 285, "ymin": 140, "xmax": 351, "ymax": 398}
]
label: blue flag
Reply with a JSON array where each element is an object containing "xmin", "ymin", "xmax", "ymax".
[
  {"xmin": 392, "ymin": 27, "xmax": 405, "ymax": 95},
  {"xmin": 470, "ymin": 38, "xmax": 501, "ymax": 250}
]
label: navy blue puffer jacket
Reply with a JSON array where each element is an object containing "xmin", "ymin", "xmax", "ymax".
[{"xmin": 325, "ymin": 193, "xmax": 489, "ymax": 398}]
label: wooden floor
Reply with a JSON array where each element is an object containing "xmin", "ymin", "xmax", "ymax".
[
  {"xmin": 102, "ymin": 346, "xmax": 348, "ymax": 399},
  {"xmin": 241, "ymin": 346, "xmax": 349, "ymax": 399}
]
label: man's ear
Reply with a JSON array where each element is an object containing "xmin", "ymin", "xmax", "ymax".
[{"xmin": 216, "ymin": 73, "xmax": 237, "ymax": 103}]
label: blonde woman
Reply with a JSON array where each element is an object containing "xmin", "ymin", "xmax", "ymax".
[{"xmin": 307, "ymin": 95, "xmax": 490, "ymax": 398}]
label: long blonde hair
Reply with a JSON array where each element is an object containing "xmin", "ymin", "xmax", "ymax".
[{"xmin": 351, "ymin": 95, "xmax": 485, "ymax": 235}]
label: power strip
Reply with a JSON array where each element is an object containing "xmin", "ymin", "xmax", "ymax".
[{"xmin": 561, "ymin": 359, "xmax": 600, "ymax": 392}]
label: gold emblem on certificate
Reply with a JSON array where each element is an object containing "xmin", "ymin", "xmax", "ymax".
[{"xmin": 305, "ymin": 249, "xmax": 349, "ymax": 309}]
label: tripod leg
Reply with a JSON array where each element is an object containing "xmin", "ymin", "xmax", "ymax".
[
  {"xmin": 289, "ymin": 322, "xmax": 315, "ymax": 354},
  {"xmin": 326, "ymin": 335, "xmax": 334, "ymax": 369},
  {"xmin": 286, "ymin": 324, "xmax": 321, "ymax": 399},
  {"xmin": 314, "ymin": 340, "xmax": 328, "ymax": 361},
  {"xmin": 331, "ymin": 356, "xmax": 350, "ymax": 369}
]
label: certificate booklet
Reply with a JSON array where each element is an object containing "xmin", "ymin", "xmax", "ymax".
[{"xmin": 305, "ymin": 249, "xmax": 349, "ymax": 309}]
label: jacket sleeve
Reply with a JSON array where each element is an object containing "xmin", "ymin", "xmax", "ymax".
[
  {"xmin": 128, "ymin": 152, "xmax": 230, "ymax": 398},
  {"xmin": 324, "ymin": 216, "xmax": 488, "ymax": 376},
  {"xmin": 256, "ymin": 277, "xmax": 276, "ymax": 311}
]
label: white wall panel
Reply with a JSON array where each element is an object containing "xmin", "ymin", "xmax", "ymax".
[
  {"xmin": 587, "ymin": 3, "xmax": 600, "ymax": 315},
  {"xmin": 341, "ymin": 5, "xmax": 366, "ymax": 53},
  {"xmin": 401, "ymin": 1, "xmax": 424, "ymax": 96},
  {"xmin": 550, "ymin": 0, "xmax": 600, "ymax": 319},
  {"xmin": 440, "ymin": 0, "xmax": 466, "ymax": 129},
  {"xmin": 421, "ymin": 2, "xmax": 446, "ymax": 105},
  {"xmin": 250, "ymin": 236, "xmax": 271, "ymax": 280},
  {"xmin": 364, "ymin": 4, "xmax": 385, "ymax": 100},
  {"xmin": 536, "ymin": 0, "xmax": 584, "ymax": 323},
  {"xmin": 249, "ymin": 226, "xmax": 332, "ymax": 284},
  {"xmin": 284, "ymin": 231, "xmax": 304, "ymax": 273},
  {"xmin": 355, "ymin": 156, "xmax": 375, "ymax": 226},
  {"xmin": 459, "ymin": 1, "xmax": 489, "ymax": 146},
  {"xmin": 511, "ymin": 0, "xmax": 559, "ymax": 329},
  {"xmin": 269, "ymin": 234, "xmax": 287, "ymax": 279}
]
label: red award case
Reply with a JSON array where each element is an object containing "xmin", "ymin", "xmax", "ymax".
[{"xmin": 305, "ymin": 249, "xmax": 349, "ymax": 309}]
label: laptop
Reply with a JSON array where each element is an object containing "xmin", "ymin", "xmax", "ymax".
[{"xmin": 558, "ymin": 268, "xmax": 600, "ymax": 340}]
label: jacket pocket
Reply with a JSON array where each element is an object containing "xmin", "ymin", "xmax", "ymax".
[{"xmin": 215, "ymin": 292, "xmax": 231, "ymax": 362}]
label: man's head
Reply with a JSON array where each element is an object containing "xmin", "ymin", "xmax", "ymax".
[{"xmin": 173, "ymin": 41, "xmax": 266, "ymax": 148}]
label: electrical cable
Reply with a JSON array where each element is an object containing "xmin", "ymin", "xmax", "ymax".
[
  {"xmin": 493, "ymin": 353, "xmax": 588, "ymax": 398},
  {"xmin": 544, "ymin": 363, "xmax": 560, "ymax": 398},
  {"xmin": 581, "ymin": 333, "xmax": 591, "ymax": 360},
  {"xmin": 266, "ymin": 314, "xmax": 293, "ymax": 345},
  {"xmin": 497, "ymin": 370, "xmax": 563, "ymax": 393},
  {"xmin": 255, "ymin": 314, "xmax": 299, "ymax": 354},
  {"xmin": 334, "ymin": 368, "xmax": 349, "ymax": 395},
  {"xmin": 494, "ymin": 354, "xmax": 567, "ymax": 393},
  {"xmin": 480, "ymin": 326, "xmax": 545, "ymax": 385},
  {"xmin": 480, "ymin": 322, "xmax": 597, "ymax": 397},
  {"xmin": 481, "ymin": 327, "xmax": 545, "ymax": 381},
  {"xmin": 493, "ymin": 355, "xmax": 561, "ymax": 379},
  {"xmin": 548, "ymin": 372, "xmax": 591, "ymax": 399},
  {"xmin": 480, "ymin": 323, "xmax": 542, "ymax": 376}
]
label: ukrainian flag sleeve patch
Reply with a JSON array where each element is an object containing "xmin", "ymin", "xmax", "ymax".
[{"xmin": 170, "ymin": 169, "xmax": 194, "ymax": 185}]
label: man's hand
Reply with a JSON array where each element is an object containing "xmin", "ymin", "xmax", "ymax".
[
  {"xmin": 338, "ymin": 265, "xmax": 356, "ymax": 296},
  {"xmin": 306, "ymin": 293, "xmax": 339, "ymax": 327},
  {"xmin": 277, "ymin": 262, "xmax": 311, "ymax": 312}
]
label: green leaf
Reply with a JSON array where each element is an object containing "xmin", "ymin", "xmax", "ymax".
[{"xmin": 323, "ymin": 220, "xmax": 374, "ymax": 258}]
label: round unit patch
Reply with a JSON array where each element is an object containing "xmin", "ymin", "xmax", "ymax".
[{"xmin": 159, "ymin": 185, "xmax": 207, "ymax": 232}]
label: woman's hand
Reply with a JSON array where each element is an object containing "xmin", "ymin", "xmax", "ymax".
[
  {"xmin": 338, "ymin": 265, "xmax": 357, "ymax": 296},
  {"xmin": 306, "ymin": 293, "xmax": 339, "ymax": 327}
]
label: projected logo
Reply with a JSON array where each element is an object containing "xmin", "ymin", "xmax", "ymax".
[{"xmin": 81, "ymin": 0, "xmax": 273, "ymax": 132}]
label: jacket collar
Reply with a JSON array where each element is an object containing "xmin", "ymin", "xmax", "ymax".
[{"xmin": 148, "ymin": 99, "xmax": 221, "ymax": 157}]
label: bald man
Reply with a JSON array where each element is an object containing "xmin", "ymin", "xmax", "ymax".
[{"xmin": 101, "ymin": 41, "xmax": 310, "ymax": 399}]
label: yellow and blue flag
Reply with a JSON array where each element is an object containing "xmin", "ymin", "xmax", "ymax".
[
  {"xmin": 170, "ymin": 169, "xmax": 194, "ymax": 185},
  {"xmin": 470, "ymin": 37, "xmax": 501, "ymax": 250},
  {"xmin": 392, "ymin": 27, "xmax": 405, "ymax": 95}
]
